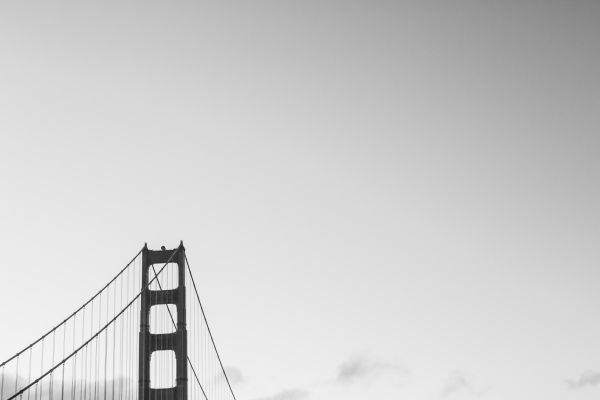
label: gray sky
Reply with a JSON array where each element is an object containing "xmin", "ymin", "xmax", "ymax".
[{"xmin": 0, "ymin": 1, "xmax": 599, "ymax": 400}]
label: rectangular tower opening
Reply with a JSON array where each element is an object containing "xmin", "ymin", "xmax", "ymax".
[
  {"xmin": 150, "ymin": 350, "xmax": 177, "ymax": 389},
  {"xmin": 149, "ymin": 304, "xmax": 178, "ymax": 334},
  {"xmin": 148, "ymin": 262, "xmax": 178, "ymax": 290}
]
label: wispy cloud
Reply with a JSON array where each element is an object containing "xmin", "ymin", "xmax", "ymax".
[
  {"xmin": 224, "ymin": 366, "xmax": 244, "ymax": 385},
  {"xmin": 335, "ymin": 356, "xmax": 407, "ymax": 384},
  {"xmin": 566, "ymin": 371, "xmax": 600, "ymax": 389},
  {"xmin": 443, "ymin": 371, "xmax": 471, "ymax": 397},
  {"xmin": 252, "ymin": 388, "xmax": 309, "ymax": 400}
]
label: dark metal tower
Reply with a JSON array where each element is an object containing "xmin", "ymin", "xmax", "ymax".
[{"xmin": 139, "ymin": 243, "xmax": 188, "ymax": 400}]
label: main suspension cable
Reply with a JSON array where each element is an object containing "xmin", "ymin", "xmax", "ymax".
[
  {"xmin": 0, "ymin": 247, "xmax": 144, "ymax": 368},
  {"xmin": 184, "ymin": 255, "xmax": 238, "ymax": 400}
]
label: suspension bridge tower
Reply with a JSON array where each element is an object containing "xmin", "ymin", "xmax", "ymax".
[{"xmin": 139, "ymin": 243, "xmax": 188, "ymax": 400}]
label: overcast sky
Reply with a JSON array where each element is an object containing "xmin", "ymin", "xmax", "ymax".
[{"xmin": 0, "ymin": 1, "xmax": 599, "ymax": 400}]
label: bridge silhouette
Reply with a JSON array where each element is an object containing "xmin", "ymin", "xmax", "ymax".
[{"xmin": 0, "ymin": 243, "xmax": 237, "ymax": 400}]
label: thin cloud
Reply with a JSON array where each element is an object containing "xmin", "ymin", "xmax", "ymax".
[
  {"xmin": 443, "ymin": 371, "xmax": 471, "ymax": 397},
  {"xmin": 252, "ymin": 388, "xmax": 309, "ymax": 400},
  {"xmin": 224, "ymin": 366, "xmax": 244, "ymax": 385},
  {"xmin": 336, "ymin": 356, "xmax": 407, "ymax": 384},
  {"xmin": 566, "ymin": 371, "xmax": 600, "ymax": 389}
]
